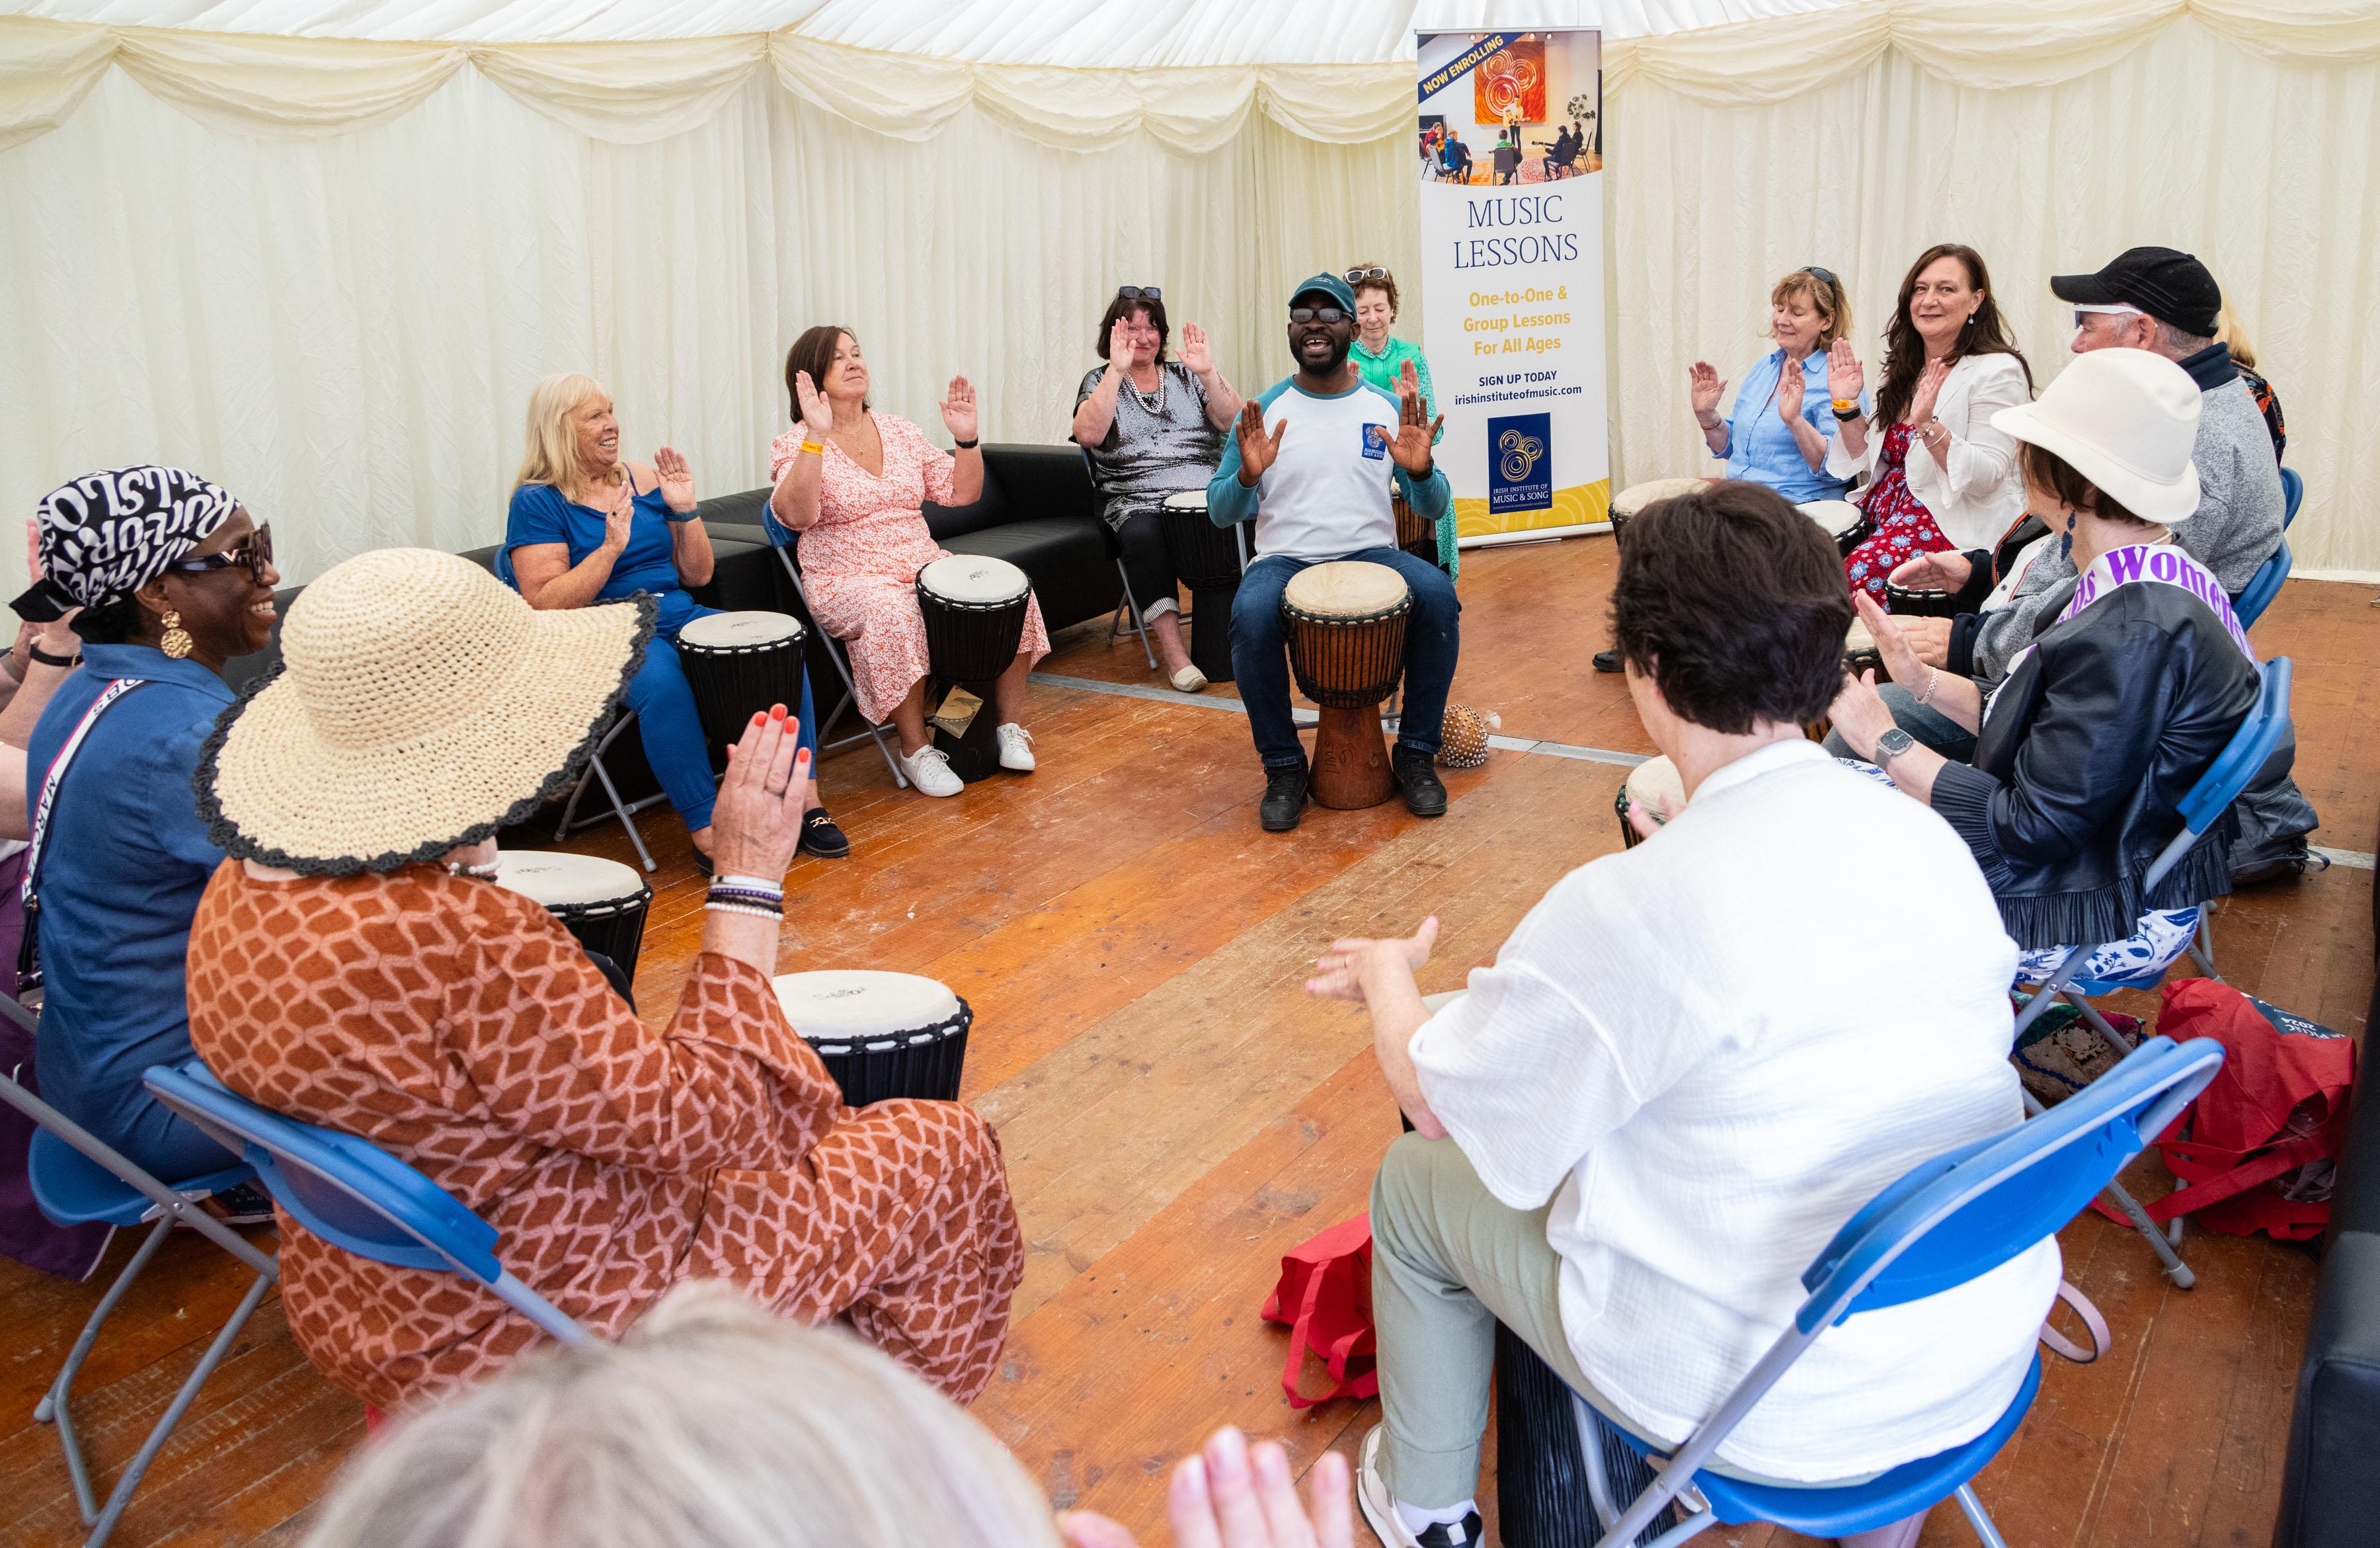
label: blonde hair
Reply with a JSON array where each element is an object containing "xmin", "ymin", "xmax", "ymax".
[
  {"xmin": 2213, "ymin": 306, "xmax": 2258, "ymax": 370},
  {"xmin": 514, "ymin": 372, "xmax": 622, "ymax": 503},
  {"xmin": 302, "ymin": 1283, "xmax": 1063, "ymax": 1548},
  {"xmin": 1769, "ymin": 269, "xmax": 1850, "ymax": 350}
]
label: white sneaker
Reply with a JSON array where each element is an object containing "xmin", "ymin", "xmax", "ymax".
[
  {"xmin": 1170, "ymin": 664, "xmax": 1209, "ymax": 693},
  {"xmin": 898, "ymin": 743, "xmax": 963, "ymax": 797},
  {"xmin": 996, "ymin": 723, "xmax": 1036, "ymax": 772},
  {"xmin": 1356, "ymin": 1425, "xmax": 1482, "ymax": 1548}
]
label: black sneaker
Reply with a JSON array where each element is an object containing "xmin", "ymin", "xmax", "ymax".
[
  {"xmin": 1593, "ymin": 648, "xmax": 1622, "ymax": 673},
  {"xmin": 1391, "ymin": 747, "xmax": 1448, "ymax": 818},
  {"xmin": 207, "ymin": 1182, "xmax": 276, "ymax": 1226},
  {"xmin": 799, "ymin": 808, "xmax": 852, "ymax": 860},
  {"xmin": 1260, "ymin": 764, "xmax": 1309, "ymax": 832}
]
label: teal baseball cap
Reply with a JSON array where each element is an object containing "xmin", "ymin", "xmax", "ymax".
[{"xmin": 1289, "ymin": 272, "xmax": 1357, "ymax": 313}]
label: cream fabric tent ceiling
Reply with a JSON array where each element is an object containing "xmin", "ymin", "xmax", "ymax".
[{"xmin": 3, "ymin": 0, "xmax": 2377, "ymax": 587}]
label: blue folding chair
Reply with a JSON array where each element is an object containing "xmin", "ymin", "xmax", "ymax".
[
  {"xmin": 2233, "ymin": 538, "xmax": 2291, "ymax": 630},
  {"xmin": 2280, "ymin": 465, "xmax": 2302, "ymax": 530},
  {"xmin": 142, "ymin": 1061, "xmax": 589, "ymax": 1347},
  {"xmin": 2006, "ymin": 655, "xmax": 2291, "ymax": 1287},
  {"xmin": 0, "ymin": 1000, "xmax": 277, "ymax": 1548},
  {"xmin": 1577, "ymin": 1036, "xmax": 2224, "ymax": 1548}
]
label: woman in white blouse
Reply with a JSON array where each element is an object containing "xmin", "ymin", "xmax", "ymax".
[{"xmin": 1825, "ymin": 244, "xmax": 2034, "ymax": 602}]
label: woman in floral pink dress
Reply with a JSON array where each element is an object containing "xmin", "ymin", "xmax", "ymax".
[{"xmin": 766, "ymin": 326, "xmax": 1051, "ymax": 797}]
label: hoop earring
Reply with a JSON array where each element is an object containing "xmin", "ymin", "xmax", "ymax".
[{"xmin": 160, "ymin": 608, "xmax": 193, "ymax": 660}]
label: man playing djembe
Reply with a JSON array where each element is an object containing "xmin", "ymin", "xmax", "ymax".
[{"xmin": 1207, "ymin": 272, "xmax": 1458, "ymax": 833}]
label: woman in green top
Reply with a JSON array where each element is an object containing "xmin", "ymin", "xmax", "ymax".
[{"xmin": 1346, "ymin": 265, "xmax": 1456, "ymax": 579}]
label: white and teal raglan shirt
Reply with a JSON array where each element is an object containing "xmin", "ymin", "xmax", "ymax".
[{"xmin": 1205, "ymin": 377, "xmax": 1452, "ymax": 561}]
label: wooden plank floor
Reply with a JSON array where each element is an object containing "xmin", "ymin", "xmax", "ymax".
[{"xmin": 4, "ymin": 535, "xmax": 2368, "ymax": 1548}]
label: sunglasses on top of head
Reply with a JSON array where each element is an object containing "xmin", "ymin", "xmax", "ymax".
[
  {"xmin": 1289, "ymin": 305, "xmax": 1348, "ymax": 325},
  {"xmin": 1345, "ymin": 267, "xmax": 1390, "ymax": 284},
  {"xmin": 1118, "ymin": 285, "xmax": 1161, "ymax": 301},
  {"xmin": 1801, "ymin": 266, "xmax": 1837, "ymax": 287},
  {"xmin": 167, "ymin": 522, "xmax": 274, "ymax": 585}
]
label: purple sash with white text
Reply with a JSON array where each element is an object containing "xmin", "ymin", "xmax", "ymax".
[{"xmin": 1990, "ymin": 542, "xmax": 2256, "ymax": 719}]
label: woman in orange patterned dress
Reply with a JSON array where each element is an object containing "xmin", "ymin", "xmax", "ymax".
[
  {"xmin": 182, "ymin": 548, "xmax": 1021, "ymax": 1413},
  {"xmin": 766, "ymin": 325, "xmax": 1052, "ymax": 799}
]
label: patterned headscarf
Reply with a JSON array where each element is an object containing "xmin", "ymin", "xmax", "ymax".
[{"xmin": 32, "ymin": 466, "xmax": 239, "ymax": 612}]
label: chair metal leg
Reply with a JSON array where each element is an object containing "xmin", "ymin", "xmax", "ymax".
[
  {"xmin": 2072, "ymin": 997, "xmax": 2137, "ymax": 1052},
  {"xmin": 2020, "ymin": 1086, "xmax": 2193, "ymax": 1286},
  {"xmin": 81, "ymin": 1266, "xmax": 274, "ymax": 1547},
  {"xmin": 1572, "ymin": 1393, "xmax": 1623, "ymax": 1532},
  {"xmin": 1111, "ymin": 559, "xmax": 1156, "ymax": 670},
  {"xmin": 1954, "ymin": 1483, "xmax": 2011, "ymax": 1548},
  {"xmin": 586, "ymin": 751, "xmax": 657, "ymax": 874},
  {"xmin": 2189, "ymin": 911, "xmax": 2220, "ymax": 980},
  {"xmin": 41, "ymin": 1215, "xmax": 176, "ymax": 1524},
  {"xmin": 772, "ymin": 547, "xmax": 906, "ymax": 788}
]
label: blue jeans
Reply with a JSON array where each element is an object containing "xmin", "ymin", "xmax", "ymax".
[
  {"xmin": 1231, "ymin": 548, "xmax": 1461, "ymax": 770},
  {"xmin": 630, "ymin": 608, "xmax": 818, "ymax": 833},
  {"xmin": 1822, "ymin": 680, "xmax": 1975, "ymax": 763}
]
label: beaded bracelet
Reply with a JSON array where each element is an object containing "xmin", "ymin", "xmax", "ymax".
[
  {"xmin": 708, "ymin": 894, "xmax": 785, "ymax": 916},
  {"xmin": 448, "ymin": 860, "xmax": 501, "ymax": 879},
  {"xmin": 716, "ymin": 875, "xmax": 785, "ymax": 896},
  {"xmin": 705, "ymin": 901, "xmax": 785, "ymax": 921}
]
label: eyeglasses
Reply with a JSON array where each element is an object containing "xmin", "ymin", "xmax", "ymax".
[
  {"xmin": 1289, "ymin": 306, "xmax": 1348, "ymax": 325},
  {"xmin": 1118, "ymin": 285, "xmax": 1161, "ymax": 301},
  {"xmin": 2071, "ymin": 304, "xmax": 2143, "ymax": 331},
  {"xmin": 1345, "ymin": 267, "xmax": 1391, "ymax": 284},
  {"xmin": 1802, "ymin": 266, "xmax": 1837, "ymax": 287},
  {"xmin": 167, "ymin": 522, "xmax": 274, "ymax": 585}
]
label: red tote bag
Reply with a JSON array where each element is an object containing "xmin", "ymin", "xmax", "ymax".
[{"xmin": 1261, "ymin": 1213, "xmax": 1378, "ymax": 1409}]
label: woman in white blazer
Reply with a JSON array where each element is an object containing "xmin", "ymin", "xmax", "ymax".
[{"xmin": 1824, "ymin": 244, "xmax": 2034, "ymax": 599}]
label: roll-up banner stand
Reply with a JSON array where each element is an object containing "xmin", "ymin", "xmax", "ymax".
[{"xmin": 1415, "ymin": 29, "xmax": 1608, "ymax": 548}]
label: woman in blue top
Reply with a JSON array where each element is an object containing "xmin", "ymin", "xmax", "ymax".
[
  {"xmin": 23, "ymin": 466, "xmax": 280, "ymax": 1187},
  {"xmin": 504, "ymin": 374, "xmax": 842, "ymax": 868},
  {"xmin": 1687, "ymin": 267, "xmax": 1864, "ymax": 504}
]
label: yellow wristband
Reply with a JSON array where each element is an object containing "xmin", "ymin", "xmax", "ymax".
[
  {"xmin": 1831, "ymin": 397, "xmax": 1856, "ymax": 414},
  {"xmin": 800, "ymin": 440, "xmax": 824, "ymax": 456}
]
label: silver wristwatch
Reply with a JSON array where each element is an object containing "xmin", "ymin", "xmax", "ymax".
[{"xmin": 1874, "ymin": 726, "xmax": 1915, "ymax": 769}]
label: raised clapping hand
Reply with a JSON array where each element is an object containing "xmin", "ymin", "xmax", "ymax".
[
  {"xmin": 1909, "ymin": 358, "xmax": 1950, "ymax": 427},
  {"xmin": 1392, "ymin": 363, "xmax": 1443, "ymax": 474},
  {"xmin": 1109, "ymin": 318, "xmax": 1136, "ymax": 376},
  {"xmin": 1889, "ymin": 551, "xmax": 1973, "ymax": 592},
  {"xmin": 654, "ymin": 446, "xmax": 697, "ymax": 513},
  {"xmin": 793, "ymin": 370, "xmax": 833, "ymax": 442},
  {"xmin": 939, "ymin": 376, "xmax": 979, "ymax": 445},
  {"xmin": 597, "ymin": 479, "xmax": 635, "ymax": 554},
  {"xmin": 1854, "ymin": 590, "xmax": 1932, "ymax": 688},
  {"xmin": 1059, "ymin": 1426, "xmax": 1354, "ymax": 1548},
  {"xmin": 711, "ymin": 705, "xmax": 812, "ymax": 879},
  {"xmin": 1826, "ymin": 339, "xmax": 1864, "ymax": 408},
  {"xmin": 1775, "ymin": 360, "xmax": 1805, "ymax": 423},
  {"xmin": 1687, "ymin": 361, "xmax": 1727, "ymax": 423},
  {"xmin": 1179, "ymin": 322, "xmax": 1214, "ymax": 376},
  {"xmin": 1234, "ymin": 400, "xmax": 1285, "ymax": 485}
]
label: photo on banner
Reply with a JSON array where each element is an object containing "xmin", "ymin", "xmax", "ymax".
[{"xmin": 1415, "ymin": 28, "xmax": 1608, "ymax": 545}]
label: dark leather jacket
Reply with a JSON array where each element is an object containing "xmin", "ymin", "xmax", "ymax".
[{"xmin": 1929, "ymin": 577, "xmax": 2259, "ymax": 949}]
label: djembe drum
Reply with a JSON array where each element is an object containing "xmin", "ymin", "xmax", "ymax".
[
  {"xmin": 916, "ymin": 554, "xmax": 1033, "ymax": 783},
  {"xmin": 1392, "ymin": 487, "xmax": 1437, "ymax": 567},
  {"xmin": 1844, "ymin": 618, "xmax": 1889, "ymax": 683},
  {"xmin": 1612, "ymin": 755, "xmax": 1686, "ymax": 849},
  {"xmin": 491, "ymin": 850, "xmax": 653, "ymax": 987},
  {"xmin": 771, "ymin": 970, "xmax": 974, "ymax": 1107},
  {"xmin": 678, "ymin": 611, "xmax": 810, "ymax": 765},
  {"xmin": 1608, "ymin": 478, "xmax": 1706, "ymax": 544},
  {"xmin": 1884, "ymin": 580, "xmax": 1962, "ymax": 618},
  {"xmin": 1158, "ymin": 490, "xmax": 1242, "ymax": 684},
  {"xmin": 1281, "ymin": 561, "xmax": 1411, "ymax": 809},
  {"xmin": 1798, "ymin": 499, "xmax": 1874, "ymax": 558}
]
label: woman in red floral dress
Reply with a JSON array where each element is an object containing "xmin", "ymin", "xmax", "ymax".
[{"xmin": 766, "ymin": 327, "xmax": 1051, "ymax": 798}]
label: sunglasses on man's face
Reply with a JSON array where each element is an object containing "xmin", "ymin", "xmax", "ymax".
[
  {"xmin": 1289, "ymin": 306, "xmax": 1348, "ymax": 325},
  {"xmin": 167, "ymin": 522, "xmax": 274, "ymax": 584},
  {"xmin": 1118, "ymin": 285, "xmax": 1162, "ymax": 301}
]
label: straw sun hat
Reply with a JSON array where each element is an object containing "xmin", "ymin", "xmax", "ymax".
[{"xmin": 200, "ymin": 548, "xmax": 652, "ymax": 874}]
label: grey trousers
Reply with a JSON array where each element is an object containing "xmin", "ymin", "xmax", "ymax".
[
  {"xmin": 1369, "ymin": 1134, "xmax": 1884, "ymax": 1510},
  {"xmin": 1821, "ymin": 680, "xmax": 1977, "ymax": 763}
]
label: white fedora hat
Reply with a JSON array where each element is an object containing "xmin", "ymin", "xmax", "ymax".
[{"xmin": 1991, "ymin": 347, "xmax": 2202, "ymax": 524}]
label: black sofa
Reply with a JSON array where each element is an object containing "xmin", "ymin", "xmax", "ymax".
[{"xmin": 2274, "ymin": 835, "xmax": 2380, "ymax": 1547}]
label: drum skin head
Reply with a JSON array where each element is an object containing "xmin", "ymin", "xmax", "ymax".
[
  {"xmin": 679, "ymin": 610, "xmax": 804, "ymax": 647},
  {"xmin": 918, "ymin": 555, "xmax": 1029, "ymax": 604},
  {"xmin": 1283, "ymin": 560, "xmax": 1409, "ymax": 618},
  {"xmin": 772, "ymin": 969, "xmax": 965, "ymax": 1036},
  {"xmin": 1845, "ymin": 619, "xmax": 1875, "ymax": 654},
  {"xmin": 1160, "ymin": 491, "xmax": 1209, "ymax": 511},
  {"xmin": 491, "ymin": 850, "xmax": 647, "ymax": 906},
  {"xmin": 1623, "ymin": 754, "xmax": 1686, "ymax": 816},
  {"xmin": 1612, "ymin": 477, "xmax": 1706, "ymax": 517},
  {"xmin": 1798, "ymin": 500, "xmax": 1866, "ymax": 539}
]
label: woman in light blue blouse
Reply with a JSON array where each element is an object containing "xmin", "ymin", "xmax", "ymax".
[
  {"xmin": 503, "ymin": 373, "xmax": 841, "ymax": 868},
  {"xmin": 1687, "ymin": 267, "xmax": 1865, "ymax": 504}
]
